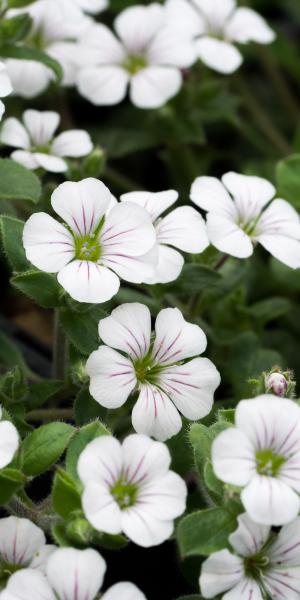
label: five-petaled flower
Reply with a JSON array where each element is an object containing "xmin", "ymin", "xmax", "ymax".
[
  {"xmin": 120, "ymin": 189, "xmax": 209, "ymax": 283},
  {"xmin": 212, "ymin": 394, "xmax": 300, "ymax": 525},
  {"xmin": 1, "ymin": 109, "xmax": 93, "ymax": 173},
  {"xmin": 200, "ymin": 512, "xmax": 300, "ymax": 599},
  {"xmin": 166, "ymin": 0, "xmax": 275, "ymax": 74},
  {"xmin": 0, "ymin": 547, "xmax": 146, "ymax": 600},
  {"xmin": 22, "ymin": 178, "xmax": 157, "ymax": 304},
  {"xmin": 0, "ymin": 517, "xmax": 56, "ymax": 575},
  {"xmin": 78, "ymin": 433, "xmax": 187, "ymax": 547},
  {"xmin": 0, "ymin": 406, "xmax": 18, "ymax": 470},
  {"xmin": 86, "ymin": 302, "xmax": 220, "ymax": 441},
  {"xmin": 191, "ymin": 171, "xmax": 300, "ymax": 269},
  {"xmin": 76, "ymin": 2, "xmax": 196, "ymax": 108}
]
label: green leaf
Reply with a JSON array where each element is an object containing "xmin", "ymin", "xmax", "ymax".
[
  {"xmin": 277, "ymin": 154, "xmax": 300, "ymax": 210},
  {"xmin": 8, "ymin": 0, "xmax": 36, "ymax": 6},
  {"xmin": 52, "ymin": 469, "xmax": 82, "ymax": 520},
  {"xmin": 0, "ymin": 14, "xmax": 32, "ymax": 44},
  {"xmin": 189, "ymin": 422, "xmax": 231, "ymax": 478},
  {"xmin": 204, "ymin": 461, "xmax": 224, "ymax": 498},
  {"xmin": 51, "ymin": 522, "xmax": 70, "ymax": 547},
  {"xmin": 167, "ymin": 264, "xmax": 222, "ymax": 296},
  {"xmin": 66, "ymin": 421, "xmax": 110, "ymax": 480},
  {"xmin": 0, "ymin": 468, "xmax": 26, "ymax": 505},
  {"xmin": 177, "ymin": 507, "xmax": 239, "ymax": 557},
  {"xmin": 25, "ymin": 379, "xmax": 65, "ymax": 410},
  {"xmin": 21, "ymin": 422, "xmax": 75, "ymax": 476},
  {"xmin": 0, "ymin": 332, "xmax": 27, "ymax": 372},
  {"xmin": 246, "ymin": 297, "xmax": 291, "ymax": 324},
  {"xmin": 59, "ymin": 306, "xmax": 106, "ymax": 355},
  {"xmin": 0, "ymin": 159, "xmax": 41, "ymax": 203},
  {"xmin": 0, "ymin": 45, "xmax": 62, "ymax": 83},
  {"xmin": 74, "ymin": 386, "xmax": 107, "ymax": 426},
  {"xmin": 11, "ymin": 270, "xmax": 62, "ymax": 308},
  {"xmin": 0, "ymin": 216, "xmax": 28, "ymax": 272}
]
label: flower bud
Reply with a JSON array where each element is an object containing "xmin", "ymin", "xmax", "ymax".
[{"xmin": 265, "ymin": 372, "xmax": 288, "ymax": 397}]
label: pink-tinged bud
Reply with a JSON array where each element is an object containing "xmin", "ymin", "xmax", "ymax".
[{"xmin": 266, "ymin": 372, "xmax": 288, "ymax": 397}]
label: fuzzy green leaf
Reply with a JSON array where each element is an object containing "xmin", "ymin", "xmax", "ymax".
[
  {"xmin": 52, "ymin": 469, "xmax": 82, "ymax": 519},
  {"xmin": 0, "ymin": 159, "xmax": 41, "ymax": 203},
  {"xmin": 0, "ymin": 216, "xmax": 28, "ymax": 272},
  {"xmin": 21, "ymin": 422, "xmax": 75, "ymax": 476},
  {"xmin": 177, "ymin": 507, "xmax": 239, "ymax": 557},
  {"xmin": 11, "ymin": 270, "xmax": 62, "ymax": 308}
]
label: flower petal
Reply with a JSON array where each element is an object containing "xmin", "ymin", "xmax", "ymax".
[
  {"xmin": 258, "ymin": 235, "xmax": 300, "ymax": 269},
  {"xmin": 0, "ymin": 421, "xmax": 18, "ymax": 469},
  {"xmin": 165, "ymin": 0, "xmax": 205, "ymax": 37},
  {"xmin": 114, "ymin": 4, "xmax": 165, "ymax": 51},
  {"xmin": 52, "ymin": 130, "xmax": 93, "ymax": 158},
  {"xmin": 57, "ymin": 260, "xmax": 120, "ymax": 303},
  {"xmin": 51, "ymin": 178, "xmax": 111, "ymax": 236},
  {"xmin": 195, "ymin": 37, "xmax": 242, "ymax": 74},
  {"xmin": 137, "ymin": 470, "xmax": 187, "ymax": 520},
  {"xmin": 190, "ymin": 176, "xmax": 235, "ymax": 217},
  {"xmin": 225, "ymin": 7, "xmax": 275, "ymax": 44},
  {"xmin": 229, "ymin": 513, "xmax": 270, "ymax": 558},
  {"xmin": 23, "ymin": 213, "xmax": 74, "ymax": 273},
  {"xmin": 200, "ymin": 549, "xmax": 244, "ymax": 599},
  {"xmin": 130, "ymin": 66, "xmax": 182, "ymax": 109},
  {"xmin": 78, "ymin": 435, "xmax": 122, "ymax": 487},
  {"xmin": 86, "ymin": 345, "xmax": 136, "ymax": 408},
  {"xmin": 0, "ymin": 569, "xmax": 55, "ymax": 600},
  {"xmin": 152, "ymin": 307, "xmax": 207, "ymax": 365},
  {"xmin": 75, "ymin": 0, "xmax": 108, "ymax": 14},
  {"xmin": 147, "ymin": 26, "xmax": 197, "ymax": 68},
  {"xmin": 120, "ymin": 190, "xmax": 178, "ymax": 222},
  {"xmin": 29, "ymin": 545, "xmax": 56, "ymax": 574},
  {"xmin": 132, "ymin": 385, "xmax": 182, "ymax": 442},
  {"xmin": 122, "ymin": 433, "xmax": 172, "ymax": 483},
  {"xmin": 102, "ymin": 582, "xmax": 146, "ymax": 600},
  {"xmin": 23, "ymin": 110, "xmax": 59, "ymax": 146},
  {"xmin": 263, "ymin": 568, "xmax": 300, "ymax": 600},
  {"xmin": 206, "ymin": 213, "xmax": 254, "ymax": 258},
  {"xmin": 0, "ymin": 118, "xmax": 30, "ymax": 149},
  {"xmin": 101, "ymin": 201, "xmax": 156, "ymax": 257},
  {"xmin": 257, "ymin": 199, "xmax": 300, "ymax": 239},
  {"xmin": 159, "ymin": 357, "xmax": 220, "ymax": 420},
  {"xmin": 194, "ymin": 0, "xmax": 236, "ymax": 29},
  {"xmin": 144, "ymin": 244, "xmax": 184, "ymax": 284},
  {"xmin": 82, "ymin": 482, "xmax": 122, "ymax": 535},
  {"xmin": 0, "ymin": 62, "xmax": 12, "ymax": 98},
  {"xmin": 5, "ymin": 59, "xmax": 53, "ymax": 98},
  {"xmin": 222, "ymin": 172, "xmax": 275, "ymax": 222},
  {"xmin": 77, "ymin": 66, "xmax": 129, "ymax": 106},
  {"xmin": 156, "ymin": 206, "xmax": 209, "ymax": 253},
  {"xmin": 11, "ymin": 150, "xmax": 40, "ymax": 170},
  {"xmin": 241, "ymin": 475, "xmax": 300, "ymax": 526},
  {"xmin": 32, "ymin": 153, "xmax": 68, "ymax": 173},
  {"xmin": 121, "ymin": 506, "xmax": 173, "ymax": 547},
  {"xmin": 268, "ymin": 517, "xmax": 300, "ymax": 567},
  {"xmin": 99, "ymin": 303, "xmax": 151, "ymax": 360},
  {"xmin": 47, "ymin": 548, "xmax": 106, "ymax": 600},
  {"xmin": 79, "ymin": 23, "xmax": 125, "ymax": 64},
  {"xmin": 212, "ymin": 428, "xmax": 256, "ymax": 486},
  {"xmin": 222, "ymin": 577, "xmax": 263, "ymax": 600},
  {"xmin": 0, "ymin": 517, "xmax": 45, "ymax": 566}
]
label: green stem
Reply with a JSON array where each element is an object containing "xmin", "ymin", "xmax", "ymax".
[
  {"xmin": 27, "ymin": 408, "xmax": 74, "ymax": 422},
  {"xmin": 52, "ymin": 310, "xmax": 68, "ymax": 380}
]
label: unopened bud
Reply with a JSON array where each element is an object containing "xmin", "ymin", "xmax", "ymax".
[
  {"xmin": 82, "ymin": 147, "xmax": 106, "ymax": 178},
  {"xmin": 66, "ymin": 516, "xmax": 92, "ymax": 545},
  {"xmin": 266, "ymin": 372, "xmax": 288, "ymax": 397}
]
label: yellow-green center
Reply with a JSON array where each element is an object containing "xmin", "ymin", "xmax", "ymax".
[
  {"xmin": 256, "ymin": 449, "xmax": 286, "ymax": 477},
  {"xmin": 111, "ymin": 479, "xmax": 138, "ymax": 509},
  {"xmin": 74, "ymin": 234, "xmax": 101, "ymax": 262},
  {"xmin": 123, "ymin": 55, "xmax": 147, "ymax": 75}
]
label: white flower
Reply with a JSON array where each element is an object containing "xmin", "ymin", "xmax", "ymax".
[
  {"xmin": 72, "ymin": 0, "xmax": 108, "ymax": 14},
  {"xmin": 78, "ymin": 433, "xmax": 187, "ymax": 547},
  {"xmin": 1, "ymin": 110, "xmax": 93, "ymax": 173},
  {"xmin": 86, "ymin": 303, "xmax": 220, "ymax": 441},
  {"xmin": 0, "ymin": 547, "xmax": 146, "ymax": 600},
  {"xmin": 191, "ymin": 172, "xmax": 300, "ymax": 269},
  {"xmin": 23, "ymin": 179, "xmax": 156, "ymax": 304},
  {"xmin": 166, "ymin": 0, "xmax": 275, "ymax": 74},
  {"xmin": 200, "ymin": 512, "xmax": 300, "ymax": 599},
  {"xmin": 212, "ymin": 394, "xmax": 300, "ymax": 526},
  {"xmin": 76, "ymin": 3, "xmax": 196, "ymax": 109},
  {"xmin": 0, "ymin": 406, "xmax": 18, "ymax": 469},
  {"xmin": 120, "ymin": 189, "xmax": 209, "ymax": 283},
  {"xmin": 0, "ymin": 62, "xmax": 12, "ymax": 121},
  {"xmin": 0, "ymin": 517, "xmax": 56, "ymax": 574},
  {"xmin": 5, "ymin": 0, "xmax": 90, "ymax": 97}
]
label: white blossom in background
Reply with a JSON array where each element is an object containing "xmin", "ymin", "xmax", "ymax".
[
  {"xmin": 5, "ymin": 0, "xmax": 90, "ymax": 97},
  {"xmin": 120, "ymin": 190, "xmax": 209, "ymax": 283},
  {"xmin": 0, "ymin": 517, "xmax": 56, "ymax": 574},
  {"xmin": 1, "ymin": 110, "xmax": 93, "ymax": 173},
  {"xmin": 76, "ymin": 3, "xmax": 197, "ymax": 109},
  {"xmin": 0, "ymin": 406, "xmax": 18, "ymax": 469},
  {"xmin": 212, "ymin": 394, "xmax": 300, "ymax": 526},
  {"xmin": 0, "ymin": 63, "xmax": 12, "ymax": 121},
  {"xmin": 0, "ymin": 547, "xmax": 146, "ymax": 600},
  {"xmin": 200, "ymin": 512, "xmax": 300, "ymax": 599},
  {"xmin": 78, "ymin": 433, "xmax": 187, "ymax": 547},
  {"xmin": 86, "ymin": 303, "xmax": 220, "ymax": 441},
  {"xmin": 23, "ymin": 179, "xmax": 156, "ymax": 304},
  {"xmin": 191, "ymin": 171, "xmax": 300, "ymax": 269},
  {"xmin": 72, "ymin": 0, "xmax": 109, "ymax": 14},
  {"xmin": 165, "ymin": 0, "xmax": 275, "ymax": 74}
]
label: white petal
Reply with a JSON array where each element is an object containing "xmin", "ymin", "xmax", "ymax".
[
  {"xmin": 156, "ymin": 206, "xmax": 209, "ymax": 253},
  {"xmin": 114, "ymin": 4, "xmax": 165, "ymax": 52},
  {"xmin": 132, "ymin": 385, "xmax": 182, "ymax": 442},
  {"xmin": 0, "ymin": 118, "xmax": 30, "ymax": 149},
  {"xmin": 144, "ymin": 244, "xmax": 184, "ymax": 284},
  {"xmin": 23, "ymin": 213, "xmax": 74, "ymax": 273},
  {"xmin": 122, "ymin": 433, "xmax": 171, "ymax": 482},
  {"xmin": 222, "ymin": 171, "xmax": 275, "ymax": 222},
  {"xmin": 47, "ymin": 548, "xmax": 106, "ymax": 600},
  {"xmin": 0, "ymin": 100, "xmax": 5, "ymax": 121},
  {"xmin": 82, "ymin": 482, "xmax": 122, "ymax": 535},
  {"xmin": 101, "ymin": 201, "xmax": 156, "ymax": 257},
  {"xmin": 268, "ymin": 517, "xmax": 300, "ymax": 567},
  {"xmin": 0, "ymin": 63, "xmax": 12, "ymax": 97},
  {"xmin": 77, "ymin": 435, "xmax": 122, "ymax": 486},
  {"xmin": 241, "ymin": 475, "xmax": 300, "ymax": 526},
  {"xmin": 58, "ymin": 260, "xmax": 120, "ymax": 303},
  {"xmin": 52, "ymin": 130, "xmax": 93, "ymax": 158},
  {"xmin": 223, "ymin": 578, "xmax": 263, "ymax": 600},
  {"xmin": 99, "ymin": 303, "xmax": 151, "ymax": 360},
  {"xmin": 74, "ymin": 0, "xmax": 108, "ymax": 14},
  {"xmin": 0, "ymin": 421, "xmax": 19, "ymax": 469},
  {"xmin": 229, "ymin": 513, "xmax": 270, "ymax": 557},
  {"xmin": 194, "ymin": 0, "xmax": 236, "ymax": 30},
  {"xmin": 137, "ymin": 471, "xmax": 187, "ymax": 520},
  {"xmin": 206, "ymin": 213, "xmax": 254, "ymax": 258},
  {"xmin": 195, "ymin": 37, "xmax": 242, "ymax": 74},
  {"xmin": 258, "ymin": 235, "xmax": 300, "ymax": 269},
  {"xmin": 165, "ymin": 0, "xmax": 205, "ymax": 37},
  {"xmin": 120, "ymin": 190, "xmax": 178, "ymax": 222},
  {"xmin": 147, "ymin": 26, "xmax": 197, "ymax": 68},
  {"xmin": 48, "ymin": 41, "xmax": 82, "ymax": 87},
  {"xmin": 263, "ymin": 568, "xmax": 300, "ymax": 600},
  {"xmin": 23, "ymin": 110, "xmax": 59, "ymax": 146},
  {"xmin": 130, "ymin": 66, "xmax": 182, "ymax": 109},
  {"xmin": 0, "ymin": 517, "xmax": 45, "ymax": 566},
  {"xmin": 200, "ymin": 549, "xmax": 244, "ymax": 599},
  {"xmin": 102, "ymin": 244, "xmax": 157, "ymax": 284},
  {"xmin": 29, "ymin": 545, "xmax": 56, "ymax": 573},
  {"xmin": 86, "ymin": 346, "xmax": 136, "ymax": 409},
  {"xmin": 212, "ymin": 428, "xmax": 256, "ymax": 486},
  {"xmin": 190, "ymin": 176, "xmax": 235, "ymax": 217},
  {"xmin": 51, "ymin": 178, "xmax": 111, "ymax": 236},
  {"xmin": 152, "ymin": 307, "xmax": 207, "ymax": 365},
  {"xmin": 0, "ymin": 569, "xmax": 55, "ymax": 600},
  {"xmin": 121, "ymin": 506, "xmax": 173, "ymax": 547},
  {"xmin": 5, "ymin": 60, "xmax": 53, "ymax": 98},
  {"xmin": 77, "ymin": 66, "xmax": 129, "ymax": 106},
  {"xmin": 33, "ymin": 153, "xmax": 68, "ymax": 173},
  {"xmin": 78, "ymin": 23, "xmax": 126, "ymax": 64},
  {"xmin": 257, "ymin": 199, "xmax": 300, "ymax": 239},
  {"xmin": 159, "ymin": 357, "xmax": 220, "ymax": 420},
  {"xmin": 225, "ymin": 8, "xmax": 276, "ymax": 44},
  {"xmin": 102, "ymin": 582, "xmax": 146, "ymax": 600},
  {"xmin": 11, "ymin": 150, "xmax": 40, "ymax": 170}
]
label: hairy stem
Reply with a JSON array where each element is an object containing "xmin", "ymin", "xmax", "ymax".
[
  {"xmin": 27, "ymin": 408, "xmax": 74, "ymax": 422},
  {"xmin": 52, "ymin": 310, "xmax": 68, "ymax": 380}
]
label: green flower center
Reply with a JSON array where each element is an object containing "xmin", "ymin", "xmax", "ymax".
[
  {"xmin": 111, "ymin": 479, "xmax": 138, "ymax": 509},
  {"xmin": 123, "ymin": 54, "xmax": 148, "ymax": 75},
  {"xmin": 134, "ymin": 353, "xmax": 164, "ymax": 385},
  {"xmin": 256, "ymin": 449, "xmax": 286, "ymax": 477},
  {"xmin": 74, "ymin": 234, "xmax": 101, "ymax": 262},
  {"xmin": 244, "ymin": 554, "xmax": 270, "ymax": 582}
]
